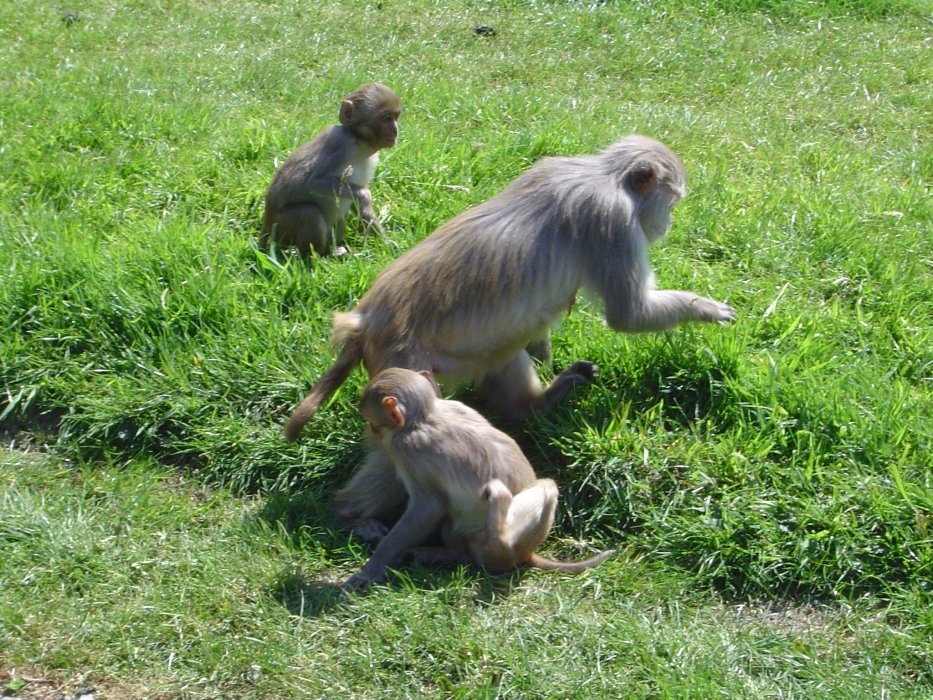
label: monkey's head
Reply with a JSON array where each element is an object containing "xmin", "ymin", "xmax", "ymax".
[
  {"xmin": 607, "ymin": 135, "xmax": 686, "ymax": 244},
  {"xmin": 360, "ymin": 368, "xmax": 437, "ymax": 442},
  {"xmin": 339, "ymin": 83, "xmax": 401, "ymax": 150}
]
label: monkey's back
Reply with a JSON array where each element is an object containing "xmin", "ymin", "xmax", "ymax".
[
  {"xmin": 355, "ymin": 156, "xmax": 618, "ymax": 368},
  {"xmin": 401, "ymin": 399, "xmax": 537, "ymax": 495},
  {"xmin": 265, "ymin": 126, "xmax": 354, "ymax": 209}
]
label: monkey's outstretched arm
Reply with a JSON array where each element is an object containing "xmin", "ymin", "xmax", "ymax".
[
  {"xmin": 483, "ymin": 478, "xmax": 513, "ymax": 544},
  {"xmin": 608, "ymin": 289, "xmax": 735, "ymax": 333},
  {"xmin": 343, "ymin": 492, "xmax": 446, "ymax": 591},
  {"xmin": 299, "ymin": 177, "xmax": 383, "ymax": 235}
]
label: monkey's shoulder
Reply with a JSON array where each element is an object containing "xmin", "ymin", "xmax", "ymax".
[
  {"xmin": 278, "ymin": 126, "xmax": 355, "ymax": 174},
  {"xmin": 398, "ymin": 408, "xmax": 527, "ymax": 482},
  {"xmin": 399, "ymin": 410, "xmax": 513, "ymax": 457}
]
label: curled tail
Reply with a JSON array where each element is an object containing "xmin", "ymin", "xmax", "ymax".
[
  {"xmin": 284, "ymin": 312, "xmax": 364, "ymax": 442},
  {"xmin": 527, "ymin": 549, "xmax": 616, "ymax": 574}
]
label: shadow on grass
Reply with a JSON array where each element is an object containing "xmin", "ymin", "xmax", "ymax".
[
  {"xmin": 270, "ymin": 570, "xmax": 346, "ymax": 616},
  {"xmin": 255, "ymin": 489, "xmax": 336, "ymax": 538},
  {"xmin": 269, "ymin": 563, "xmax": 527, "ymax": 618}
]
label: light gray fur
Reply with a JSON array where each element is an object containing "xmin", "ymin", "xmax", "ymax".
[
  {"xmin": 285, "ymin": 134, "xmax": 734, "ymax": 439},
  {"xmin": 260, "ymin": 83, "xmax": 399, "ymax": 257},
  {"xmin": 340, "ymin": 369, "xmax": 615, "ymax": 590}
]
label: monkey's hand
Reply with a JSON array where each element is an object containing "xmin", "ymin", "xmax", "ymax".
[
  {"xmin": 692, "ymin": 297, "xmax": 736, "ymax": 325},
  {"xmin": 483, "ymin": 479, "xmax": 512, "ymax": 504},
  {"xmin": 339, "ymin": 164, "xmax": 354, "ymax": 185},
  {"xmin": 353, "ymin": 187, "xmax": 387, "ymax": 237},
  {"xmin": 341, "ymin": 572, "xmax": 375, "ymax": 593}
]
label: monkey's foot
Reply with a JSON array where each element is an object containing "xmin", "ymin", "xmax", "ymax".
[
  {"xmin": 350, "ymin": 518, "xmax": 390, "ymax": 544},
  {"xmin": 341, "ymin": 573, "xmax": 374, "ymax": 593},
  {"xmin": 565, "ymin": 360, "xmax": 599, "ymax": 382}
]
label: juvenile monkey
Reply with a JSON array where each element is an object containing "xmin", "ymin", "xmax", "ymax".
[
  {"xmin": 285, "ymin": 134, "xmax": 735, "ymax": 440},
  {"xmin": 341, "ymin": 368, "xmax": 615, "ymax": 590},
  {"xmin": 260, "ymin": 83, "xmax": 401, "ymax": 257}
]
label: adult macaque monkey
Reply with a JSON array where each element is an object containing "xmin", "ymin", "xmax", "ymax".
[
  {"xmin": 285, "ymin": 134, "xmax": 735, "ymax": 439},
  {"xmin": 260, "ymin": 83, "xmax": 401, "ymax": 257},
  {"xmin": 341, "ymin": 368, "xmax": 615, "ymax": 591}
]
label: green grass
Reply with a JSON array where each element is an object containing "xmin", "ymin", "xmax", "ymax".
[
  {"xmin": 1, "ymin": 0, "xmax": 931, "ymax": 697},
  {"xmin": 2, "ymin": 452, "xmax": 930, "ymax": 698}
]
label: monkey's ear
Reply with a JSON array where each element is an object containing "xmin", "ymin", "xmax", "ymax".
[
  {"xmin": 382, "ymin": 396, "xmax": 405, "ymax": 427},
  {"xmin": 339, "ymin": 100, "xmax": 355, "ymax": 126},
  {"xmin": 627, "ymin": 164, "xmax": 657, "ymax": 196},
  {"xmin": 417, "ymin": 370, "xmax": 441, "ymax": 396}
]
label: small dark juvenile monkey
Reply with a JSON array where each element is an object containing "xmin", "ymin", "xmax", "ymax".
[
  {"xmin": 340, "ymin": 368, "xmax": 615, "ymax": 591},
  {"xmin": 285, "ymin": 134, "xmax": 735, "ymax": 440},
  {"xmin": 260, "ymin": 83, "xmax": 401, "ymax": 257}
]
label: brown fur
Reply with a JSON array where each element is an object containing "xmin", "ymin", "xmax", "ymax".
[
  {"xmin": 340, "ymin": 368, "xmax": 615, "ymax": 591},
  {"xmin": 285, "ymin": 134, "xmax": 734, "ymax": 439},
  {"xmin": 260, "ymin": 83, "xmax": 401, "ymax": 257}
]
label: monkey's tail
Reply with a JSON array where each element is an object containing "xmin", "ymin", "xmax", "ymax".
[
  {"xmin": 527, "ymin": 549, "xmax": 616, "ymax": 574},
  {"xmin": 259, "ymin": 209, "xmax": 273, "ymax": 251},
  {"xmin": 284, "ymin": 313, "xmax": 364, "ymax": 442}
]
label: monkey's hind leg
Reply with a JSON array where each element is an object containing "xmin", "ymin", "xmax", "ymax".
[
  {"xmin": 333, "ymin": 449, "xmax": 407, "ymax": 544},
  {"xmin": 499, "ymin": 478, "xmax": 558, "ymax": 561},
  {"xmin": 543, "ymin": 360, "xmax": 598, "ymax": 411},
  {"xmin": 476, "ymin": 478, "xmax": 558, "ymax": 572},
  {"xmin": 258, "ymin": 224, "xmax": 272, "ymax": 253},
  {"xmin": 272, "ymin": 203, "xmax": 332, "ymax": 257},
  {"xmin": 525, "ymin": 336, "xmax": 552, "ymax": 365},
  {"xmin": 477, "ymin": 351, "xmax": 597, "ymax": 421}
]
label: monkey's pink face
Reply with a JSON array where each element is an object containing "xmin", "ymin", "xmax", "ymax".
[
  {"xmin": 378, "ymin": 111, "xmax": 400, "ymax": 148},
  {"xmin": 640, "ymin": 186, "xmax": 681, "ymax": 243}
]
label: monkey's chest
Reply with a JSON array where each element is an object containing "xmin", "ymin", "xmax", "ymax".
[{"xmin": 348, "ymin": 154, "xmax": 378, "ymax": 186}]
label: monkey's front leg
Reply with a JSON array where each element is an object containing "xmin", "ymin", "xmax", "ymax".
[
  {"xmin": 333, "ymin": 449, "xmax": 407, "ymax": 545},
  {"xmin": 610, "ymin": 290, "xmax": 735, "ymax": 333},
  {"xmin": 342, "ymin": 494, "xmax": 446, "ymax": 592},
  {"xmin": 482, "ymin": 479, "xmax": 514, "ymax": 542},
  {"xmin": 351, "ymin": 186, "xmax": 386, "ymax": 237},
  {"xmin": 652, "ymin": 290, "xmax": 736, "ymax": 327}
]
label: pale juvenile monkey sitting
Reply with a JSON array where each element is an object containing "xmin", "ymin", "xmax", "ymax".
[
  {"xmin": 260, "ymin": 82, "xmax": 401, "ymax": 257},
  {"xmin": 341, "ymin": 368, "xmax": 615, "ymax": 591}
]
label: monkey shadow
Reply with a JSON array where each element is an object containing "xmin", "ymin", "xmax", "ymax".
[
  {"xmin": 253, "ymin": 490, "xmax": 347, "ymax": 617},
  {"xmin": 377, "ymin": 563, "xmax": 527, "ymax": 606},
  {"xmin": 254, "ymin": 488, "xmax": 336, "ymax": 538},
  {"xmin": 269, "ymin": 569, "xmax": 347, "ymax": 617},
  {"xmin": 269, "ymin": 564, "xmax": 526, "ymax": 619}
]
